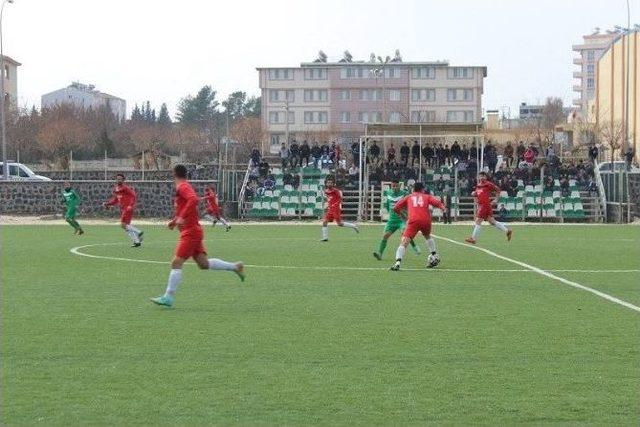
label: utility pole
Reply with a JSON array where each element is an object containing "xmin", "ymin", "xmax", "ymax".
[{"xmin": 0, "ymin": 0, "xmax": 13, "ymax": 180}]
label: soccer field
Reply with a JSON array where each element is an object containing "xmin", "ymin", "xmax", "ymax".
[{"xmin": 2, "ymin": 223, "xmax": 639, "ymax": 425}]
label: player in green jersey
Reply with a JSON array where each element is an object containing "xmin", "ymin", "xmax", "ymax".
[
  {"xmin": 373, "ymin": 180, "xmax": 419, "ymax": 260},
  {"xmin": 61, "ymin": 182, "xmax": 84, "ymax": 235}
]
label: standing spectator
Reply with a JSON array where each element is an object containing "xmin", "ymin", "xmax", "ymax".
[
  {"xmin": 516, "ymin": 141, "xmax": 526, "ymax": 161},
  {"xmin": 300, "ymin": 140, "xmax": 310, "ymax": 167},
  {"xmin": 588, "ymin": 143, "xmax": 599, "ymax": 164},
  {"xmin": 436, "ymin": 144, "xmax": 445, "ymax": 167},
  {"xmin": 258, "ymin": 160, "xmax": 270, "ymax": 178},
  {"xmin": 400, "ymin": 141, "xmax": 410, "ymax": 167},
  {"xmin": 523, "ymin": 146, "xmax": 535, "ymax": 164},
  {"xmin": 320, "ymin": 142, "xmax": 331, "ymax": 167},
  {"xmin": 469, "ymin": 141, "xmax": 479, "ymax": 162},
  {"xmin": 422, "ymin": 143, "xmax": 433, "ymax": 168},
  {"xmin": 311, "ymin": 141, "xmax": 322, "ymax": 168},
  {"xmin": 450, "ymin": 140, "xmax": 461, "ymax": 162},
  {"xmin": 443, "ymin": 144, "xmax": 452, "ymax": 167},
  {"xmin": 279, "ymin": 143, "xmax": 289, "ymax": 169},
  {"xmin": 411, "ymin": 140, "xmax": 420, "ymax": 166},
  {"xmin": 250, "ymin": 148, "xmax": 261, "ymax": 167},
  {"xmin": 460, "ymin": 144, "xmax": 469, "ymax": 162},
  {"xmin": 503, "ymin": 142, "xmax": 514, "ymax": 168},
  {"xmin": 369, "ymin": 141, "xmax": 381, "ymax": 166},
  {"xmin": 351, "ymin": 141, "xmax": 360, "ymax": 166},
  {"xmin": 624, "ymin": 147, "xmax": 635, "ymax": 171},
  {"xmin": 289, "ymin": 140, "xmax": 300, "ymax": 168},
  {"xmin": 546, "ymin": 144, "xmax": 556, "ymax": 160},
  {"xmin": 484, "ymin": 141, "xmax": 497, "ymax": 173},
  {"xmin": 387, "ymin": 143, "xmax": 396, "ymax": 165}
]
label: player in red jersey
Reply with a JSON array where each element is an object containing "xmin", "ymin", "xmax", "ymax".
[
  {"xmin": 150, "ymin": 165, "xmax": 245, "ymax": 307},
  {"xmin": 321, "ymin": 177, "xmax": 359, "ymax": 241},
  {"xmin": 103, "ymin": 173, "xmax": 144, "ymax": 247},
  {"xmin": 390, "ymin": 182, "xmax": 446, "ymax": 271},
  {"xmin": 202, "ymin": 186, "xmax": 231, "ymax": 231},
  {"xmin": 465, "ymin": 171, "xmax": 513, "ymax": 244}
]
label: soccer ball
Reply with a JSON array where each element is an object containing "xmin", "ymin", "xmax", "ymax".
[{"xmin": 427, "ymin": 253, "xmax": 440, "ymax": 268}]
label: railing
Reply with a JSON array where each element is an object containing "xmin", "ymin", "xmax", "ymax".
[
  {"xmin": 594, "ymin": 162, "xmax": 608, "ymax": 220},
  {"xmin": 237, "ymin": 162, "xmax": 253, "ymax": 218}
]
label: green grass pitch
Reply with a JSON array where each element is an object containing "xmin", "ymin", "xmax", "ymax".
[{"xmin": 2, "ymin": 223, "xmax": 639, "ymax": 425}]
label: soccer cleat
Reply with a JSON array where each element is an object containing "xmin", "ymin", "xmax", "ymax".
[
  {"xmin": 464, "ymin": 237, "xmax": 476, "ymax": 244},
  {"xmin": 373, "ymin": 252, "xmax": 382, "ymax": 261},
  {"xmin": 138, "ymin": 231, "xmax": 144, "ymax": 242},
  {"xmin": 226, "ymin": 225, "xmax": 231, "ymax": 232},
  {"xmin": 73, "ymin": 229, "xmax": 78, "ymax": 235},
  {"xmin": 150, "ymin": 295, "xmax": 174, "ymax": 307},
  {"xmin": 320, "ymin": 238, "xmax": 328, "ymax": 242},
  {"xmin": 506, "ymin": 229, "xmax": 513, "ymax": 242},
  {"xmin": 354, "ymin": 227, "xmax": 359, "ymax": 234},
  {"xmin": 132, "ymin": 242, "xmax": 142, "ymax": 248},
  {"xmin": 234, "ymin": 262, "xmax": 245, "ymax": 282},
  {"xmin": 78, "ymin": 229, "xmax": 84, "ymax": 235},
  {"xmin": 390, "ymin": 261, "xmax": 401, "ymax": 271}
]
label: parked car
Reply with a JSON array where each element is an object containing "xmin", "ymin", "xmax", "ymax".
[{"xmin": 0, "ymin": 162, "xmax": 52, "ymax": 181}]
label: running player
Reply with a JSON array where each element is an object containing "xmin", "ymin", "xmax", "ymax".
[
  {"xmin": 465, "ymin": 171, "xmax": 513, "ymax": 244},
  {"xmin": 202, "ymin": 186, "xmax": 231, "ymax": 231},
  {"xmin": 150, "ymin": 165, "xmax": 245, "ymax": 308},
  {"xmin": 373, "ymin": 180, "xmax": 420, "ymax": 260},
  {"xmin": 321, "ymin": 177, "xmax": 358, "ymax": 241},
  {"xmin": 61, "ymin": 182, "xmax": 84, "ymax": 235},
  {"xmin": 390, "ymin": 182, "xmax": 446, "ymax": 271},
  {"xmin": 103, "ymin": 173, "xmax": 144, "ymax": 247}
]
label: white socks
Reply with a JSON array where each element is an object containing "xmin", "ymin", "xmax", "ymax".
[
  {"xmin": 125, "ymin": 224, "xmax": 140, "ymax": 243},
  {"xmin": 164, "ymin": 269, "xmax": 182, "ymax": 296},
  {"xmin": 395, "ymin": 245, "xmax": 406, "ymax": 261},
  {"xmin": 322, "ymin": 226, "xmax": 328, "ymax": 240},
  {"xmin": 218, "ymin": 218, "xmax": 229, "ymax": 227},
  {"xmin": 472, "ymin": 225, "xmax": 481, "ymax": 240},
  {"xmin": 426, "ymin": 237, "xmax": 437, "ymax": 254},
  {"xmin": 493, "ymin": 221, "xmax": 508, "ymax": 233},
  {"xmin": 208, "ymin": 258, "xmax": 236, "ymax": 271},
  {"xmin": 340, "ymin": 222, "xmax": 357, "ymax": 229}
]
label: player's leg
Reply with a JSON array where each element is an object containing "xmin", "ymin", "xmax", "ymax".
[
  {"xmin": 487, "ymin": 216, "xmax": 513, "ymax": 241},
  {"xmin": 121, "ymin": 210, "xmax": 141, "ymax": 247},
  {"xmin": 465, "ymin": 217, "xmax": 484, "ymax": 244},
  {"xmin": 409, "ymin": 238, "xmax": 421, "ymax": 254},
  {"xmin": 321, "ymin": 219, "xmax": 330, "ymax": 241},
  {"xmin": 217, "ymin": 216, "xmax": 231, "ymax": 231},
  {"xmin": 336, "ymin": 214, "xmax": 359, "ymax": 233},
  {"xmin": 390, "ymin": 236, "xmax": 411, "ymax": 271},
  {"xmin": 423, "ymin": 229, "xmax": 441, "ymax": 268},
  {"xmin": 150, "ymin": 256, "xmax": 187, "ymax": 307},
  {"xmin": 373, "ymin": 229, "xmax": 393, "ymax": 260},
  {"xmin": 203, "ymin": 213, "xmax": 217, "ymax": 226},
  {"xmin": 193, "ymin": 253, "xmax": 245, "ymax": 281}
]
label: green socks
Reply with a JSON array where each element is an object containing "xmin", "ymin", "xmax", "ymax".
[{"xmin": 378, "ymin": 239, "xmax": 388, "ymax": 255}]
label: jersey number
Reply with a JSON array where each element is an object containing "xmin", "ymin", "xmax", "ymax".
[{"xmin": 411, "ymin": 196, "xmax": 424, "ymax": 207}]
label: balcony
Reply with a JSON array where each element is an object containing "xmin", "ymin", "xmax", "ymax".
[
  {"xmin": 573, "ymin": 58, "xmax": 583, "ymax": 65},
  {"xmin": 573, "ymin": 85, "xmax": 583, "ymax": 92},
  {"xmin": 572, "ymin": 98, "xmax": 583, "ymax": 106},
  {"xmin": 573, "ymin": 71, "xmax": 583, "ymax": 79}
]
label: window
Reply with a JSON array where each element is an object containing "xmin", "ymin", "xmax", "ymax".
[
  {"xmin": 446, "ymin": 110, "xmax": 475, "ymax": 123},
  {"xmin": 389, "ymin": 89, "xmax": 401, "ymax": 101},
  {"xmin": 359, "ymin": 89, "xmax": 382, "ymax": 101},
  {"xmin": 304, "ymin": 111, "xmax": 328, "ymax": 124},
  {"xmin": 4, "ymin": 65, "xmax": 9, "ymax": 80},
  {"xmin": 304, "ymin": 68, "xmax": 327, "ymax": 80},
  {"xmin": 411, "ymin": 111, "xmax": 436, "ymax": 123},
  {"xmin": 370, "ymin": 111, "xmax": 382, "ymax": 122},
  {"xmin": 340, "ymin": 66, "xmax": 367, "ymax": 79},
  {"xmin": 586, "ymin": 78, "xmax": 594, "ymax": 89},
  {"xmin": 586, "ymin": 50, "xmax": 595, "ymax": 61},
  {"xmin": 447, "ymin": 67, "xmax": 474, "ymax": 79},
  {"xmin": 447, "ymin": 89, "xmax": 474, "ymax": 102},
  {"xmin": 411, "ymin": 67, "xmax": 436, "ymax": 79},
  {"xmin": 358, "ymin": 112, "xmax": 369, "ymax": 123},
  {"xmin": 268, "ymin": 68, "xmax": 294, "ymax": 80},
  {"xmin": 268, "ymin": 111, "xmax": 294, "ymax": 124},
  {"xmin": 411, "ymin": 89, "xmax": 435, "ymax": 102},
  {"xmin": 340, "ymin": 111, "xmax": 351, "ymax": 123},
  {"xmin": 586, "ymin": 64, "xmax": 595, "ymax": 75},
  {"xmin": 384, "ymin": 67, "xmax": 401, "ymax": 78},
  {"xmin": 389, "ymin": 112, "xmax": 401, "ymax": 123},
  {"xmin": 270, "ymin": 134, "xmax": 284, "ymax": 146},
  {"xmin": 303, "ymin": 89, "xmax": 328, "ymax": 102},
  {"xmin": 269, "ymin": 89, "xmax": 294, "ymax": 103},
  {"xmin": 339, "ymin": 89, "xmax": 351, "ymax": 100},
  {"xmin": 268, "ymin": 111, "xmax": 280, "ymax": 124}
]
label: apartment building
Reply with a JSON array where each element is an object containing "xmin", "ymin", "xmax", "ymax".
[
  {"xmin": 42, "ymin": 82, "xmax": 127, "ymax": 120},
  {"xmin": 257, "ymin": 57, "xmax": 486, "ymax": 152},
  {"xmin": 1, "ymin": 55, "xmax": 21, "ymax": 107},
  {"xmin": 572, "ymin": 30, "xmax": 618, "ymax": 117}
]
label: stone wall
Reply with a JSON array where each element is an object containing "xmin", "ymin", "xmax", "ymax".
[
  {"xmin": 37, "ymin": 165, "xmax": 217, "ymax": 181},
  {"xmin": 0, "ymin": 181, "xmax": 218, "ymax": 218}
]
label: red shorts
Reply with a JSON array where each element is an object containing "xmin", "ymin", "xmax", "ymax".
[
  {"xmin": 120, "ymin": 206, "xmax": 134, "ymax": 225},
  {"xmin": 175, "ymin": 227, "xmax": 207, "ymax": 259},
  {"xmin": 477, "ymin": 204, "xmax": 494, "ymax": 220},
  {"xmin": 324, "ymin": 208, "xmax": 342, "ymax": 223},
  {"xmin": 207, "ymin": 207, "xmax": 221, "ymax": 217},
  {"xmin": 403, "ymin": 221, "xmax": 432, "ymax": 239}
]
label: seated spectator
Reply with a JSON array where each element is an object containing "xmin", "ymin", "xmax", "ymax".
[
  {"xmin": 500, "ymin": 176, "xmax": 516, "ymax": 197},
  {"xmin": 458, "ymin": 176, "xmax": 469, "ymax": 195},
  {"xmin": 585, "ymin": 177, "xmax": 597, "ymax": 196},
  {"xmin": 258, "ymin": 160, "xmax": 270, "ymax": 178},
  {"xmin": 369, "ymin": 141, "xmax": 381, "ymax": 166},
  {"xmin": 559, "ymin": 176, "xmax": 570, "ymax": 197},
  {"xmin": 497, "ymin": 203, "xmax": 509, "ymax": 222},
  {"xmin": 523, "ymin": 146, "xmax": 535, "ymax": 164},
  {"xmin": 263, "ymin": 175, "xmax": 275, "ymax": 191},
  {"xmin": 348, "ymin": 163, "xmax": 359, "ymax": 179},
  {"xmin": 283, "ymin": 171, "xmax": 294, "ymax": 186},
  {"xmin": 311, "ymin": 142, "xmax": 322, "ymax": 168},
  {"xmin": 543, "ymin": 176, "xmax": 554, "ymax": 193}
]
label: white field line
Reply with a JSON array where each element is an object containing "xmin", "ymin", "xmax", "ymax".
[
  {"xmin": 432, "ymin": 234, "xmax": 640, "ymax": 314},
  {"xmin": 69, "ymin": 243, "xmax": 640, "ymax": 275}
]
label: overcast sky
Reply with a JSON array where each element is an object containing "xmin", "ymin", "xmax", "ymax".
[{"xmin": 4, "ymin": 0, "xmax": 638, "ymax": 118}]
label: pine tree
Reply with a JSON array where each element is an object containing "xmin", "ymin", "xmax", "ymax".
[{"xmin": 157, "ymin": 103, "xmax": 172, "ymax": 126}]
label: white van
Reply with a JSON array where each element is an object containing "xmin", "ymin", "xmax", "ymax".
[{"xmin": 0, "ymin": 162, "xmax": 52, "ymax": 181}]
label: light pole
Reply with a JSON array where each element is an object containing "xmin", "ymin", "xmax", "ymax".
[
  {"xmin": 370, "ymin": 55, "xmax": 390, "ymax": 123},
  {"xmin": 282, "ymin": 98, "xmax": 290, "ymax": 146},
  {"xmin": 0, "ymin": 0, "xmax": 13, "ymax": 180}
]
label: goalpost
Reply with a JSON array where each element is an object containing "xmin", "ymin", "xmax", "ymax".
[{"xmin": 356, "ymin": 132, "xmax": 485, "ymax": 221}]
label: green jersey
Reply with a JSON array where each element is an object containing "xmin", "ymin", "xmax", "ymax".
[
  {"xmin": 384, "ymin": 188, "xmax": 409, "ymax": 224},
  {"xmin": 62, "ymin": 188, "xmax": 80, "ymax": 209}
]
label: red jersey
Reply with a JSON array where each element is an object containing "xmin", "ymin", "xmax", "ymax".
[
  {"xmin": 106, "ymin": 183, "xmax": 136, "ymax": 209},
  {"xmin": 174, "ymin": 181, "xmax": 201, "ymax": 231},
  {"xmin": 325, "ymin": 187, "xmax": 342, "ymax": 212},
  {"xmin": 474, "ymin": 180, "xmax": 500, "ymax": 208},
  {"xmin": 394, "ymin": 192, "xmax": 445, "ymax": 224},
  {"xmin": 203, "ymin": 189, "xmax": 219, "ymax": 211}
]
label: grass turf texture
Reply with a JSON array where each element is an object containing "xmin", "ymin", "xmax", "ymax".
[{"xmin": 2, "ymin": 223, "xmax": 639, "ymax": 425}]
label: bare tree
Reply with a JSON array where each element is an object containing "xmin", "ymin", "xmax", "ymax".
[{"xmin": 599, "ymin": 119, "xmax": 626, "ymax": 166}]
